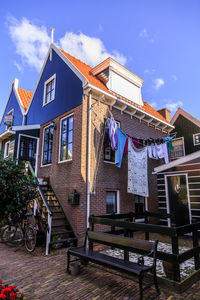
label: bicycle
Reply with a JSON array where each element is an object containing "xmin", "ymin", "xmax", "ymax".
[{"xmin": 1, "ymin": 209, "xmax": 37, "ymax": 252}]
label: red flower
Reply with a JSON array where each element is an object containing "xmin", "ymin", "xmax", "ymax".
[
  {"xmin": 21, "ymin": 294, "xmax": 24, "ymax": 297},
  {"xmin": 15, "ymin": 289, "xmax": 19, "ymax": 292},
  {"xmin": 0, "ymin": 294, "xmax": 6, "ymax": 299}
]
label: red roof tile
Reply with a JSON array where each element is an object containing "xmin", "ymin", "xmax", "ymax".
[
  {"xmin": 60, "ymin": 49, "xmax": 169, "ymax": 124},
  {"xmin": 18, "ymin": 88, "xmax": 32, "ymax": 111}
]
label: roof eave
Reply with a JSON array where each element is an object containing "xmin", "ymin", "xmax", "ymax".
[{"xmin": 84, "ymin": 83, "xmax": 174, "ymax": 133}]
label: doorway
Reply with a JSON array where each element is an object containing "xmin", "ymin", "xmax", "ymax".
[
  {"xmin": 18, "ymin": 134, "xmax": 39, "ymax": 175},
  {"xmin": 166, "ymin": 174, "xmax": 191, "ymax": 226}
]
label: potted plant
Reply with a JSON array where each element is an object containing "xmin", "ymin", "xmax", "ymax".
[{"xmin": 41, "ymin": 176, "xmax": 50, "ymax": 185}]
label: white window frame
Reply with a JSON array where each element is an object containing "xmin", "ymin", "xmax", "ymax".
[
  {"xmin": 193, "ymin": 133, "xmax": 200, "ymax": 146},
  {"xmin": 170, "ymin": 137, "xmax": 186, "ymax": 160},
  {"xmin": 104, "ymin": 119, "xmax": 120, "ymax": 164},
  {"xmin": 58, "ymin": 113, "xmax": 74, "ymax": 164},
  {"xmin": 4, "ymin": 141, "xmax": 10, "ymax": 158},
  {"xmin": 106, "ymin": 190, "xmax": 120, "ymax": 214},
  {"xmin": 5, "ymin": 109, "xmax": 14, "ymax": 129},
  {"xmin": 43, "ymin": 74, "xmax": 56, "ymax": 107},
  {"xmin": 41, "ymin": 124, "xmax": 53, "ymax": 167}
]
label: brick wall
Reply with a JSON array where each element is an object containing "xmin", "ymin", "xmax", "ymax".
[{"xmin": 37, "ymin": 95, "xmax": 167, "ymax": 236}]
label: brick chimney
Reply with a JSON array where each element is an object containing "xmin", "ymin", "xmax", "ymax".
[{"xmin": 157, "ymin": 108, "xmax": 171, "ymax": 122}]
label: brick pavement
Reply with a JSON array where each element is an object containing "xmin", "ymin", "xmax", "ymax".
[{"xmin": 0, "ymin": 244, "xmax": 200, "ymax": 300}]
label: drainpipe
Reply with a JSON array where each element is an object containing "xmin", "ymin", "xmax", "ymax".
[{"xmin": 86, "ymin": 90, "xmax": 92, "ymax": 229}]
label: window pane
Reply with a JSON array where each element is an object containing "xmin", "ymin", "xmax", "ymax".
[
  {"xmin": 135, "ymin": 195, "xmax": 145, "ymax": 216},
  {"xmin": 60, "ymin": 116, "xmax": 74, "ymax": 161},
  {"xmin": 43, "ymin": 126, "xmax": 53, "ymax": 165},
  {"xmin": 106, "ymin": 191, "xmax": 117, "ymax": 214},
  {"xmin": 68, "ymin": 143, "xmax": 72, "ymax": 159},
  {"xmin": 68, "ymin": 131, "xmax": 73, "ymax": 144},
  {"xmin": 69, "ymin": 117, "xmax": 73, "ymax": 130}
]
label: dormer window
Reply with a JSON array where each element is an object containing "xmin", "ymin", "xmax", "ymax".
[{"xmin": 43, "ymin": 74, "xmax": 56, "ymax": 106}]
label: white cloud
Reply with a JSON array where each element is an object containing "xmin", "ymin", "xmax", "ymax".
[
  {"xmin": 165, "ymin": 101, "xmax": 183, "ymax": 112},
  {"xmin": 140, "ymin": 28, "xmax": 148, "ymax": 38},
  {"xmin": 14, "ymin": 60, "xmax": 23, "ymax": 73},
  {"xmin": 7, "ymin": 16, "xmax": 127, "ymax": 71},
  {"xmin": 171, "ymin": 74, "xmax": 177, "ymax": 81},
  {"xmin": 149, "ymin": 101, "xmax": 157, "ymax": 108},
  {"xmin": 7, "ymin": 16, "xmax": 50, "ymax": 71},
  {"xmin": 59, "ymin": 32, "xmax": 127, "ymax": 66},
  {"xmin": 152, "ymin": 78, "xmax": 165, "ymax": 90},
  {"xmin": 144, "ymin": 68, "xmax": 156, "ymax": 74},
  {"xmin": 139, "ymin": 28, "xmax": 155, "ymax": 43}
]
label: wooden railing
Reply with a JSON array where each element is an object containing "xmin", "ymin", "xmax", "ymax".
[
  {"xmin": 89, "ymin": 212, "xmax": 200, "ymax": 282},
  {"xmin": 25, "ymin": 161, "xmax": 52, "ymax": 255}
]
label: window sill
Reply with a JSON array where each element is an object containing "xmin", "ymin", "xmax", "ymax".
[
  {"xmin": 58, "ymin": 158, "xmax": 72, "ymax": 164},
  {"xmin": 104, "ymin": 160, "xmax": 116, "ymax": 165},
  {"xmin": 42, "ymin": 98, "xmax": 55, "ymax": 107},
  {"xmin": 40, "ymin": 163, "xmax": 52, "ymax": 168}
]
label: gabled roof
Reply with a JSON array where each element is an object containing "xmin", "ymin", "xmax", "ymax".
[
  {"xmin": 60, "ymin": 49, "xmax": 170, "ymax": 125},
  {"xmin": 171, "ymin": 107, "xmax": 200, "ymax": 128},
  {"xmin": 17, "ymin": 88, "xmax": 32, "ymax": 111},
  {"xmin": 154, "ymin": 150, "xmax": 200, "ymax": 173}
]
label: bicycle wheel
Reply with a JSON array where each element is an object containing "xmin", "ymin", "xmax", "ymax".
[
  {"xmin": 1, "ymin": 225, "xmax": 23, "ymax": 247},
  {"xmin": 25, "ymin": 224, "xmax": 37, "ymax": 252}
]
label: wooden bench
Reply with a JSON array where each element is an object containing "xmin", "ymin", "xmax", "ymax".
[{"xmin": 67, "ymin": 230, "xmax": 160, "ymax": 300}]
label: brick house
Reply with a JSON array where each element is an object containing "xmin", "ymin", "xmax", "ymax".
[{"xmin": 0, "ymin": 43, "xmax": 173, "ymax": 238}]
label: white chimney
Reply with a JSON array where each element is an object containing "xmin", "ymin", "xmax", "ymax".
[{"xmin": 50, "ymin": 28, "xmax": 55, "ymax": 43}]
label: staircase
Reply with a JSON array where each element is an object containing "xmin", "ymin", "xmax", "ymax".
[{"xmin": 39, "ymin": 184, "xmax": 77, "ymax": 251}]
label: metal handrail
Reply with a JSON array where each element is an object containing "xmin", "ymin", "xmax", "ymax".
[
  {"xmin": 25, "ymin": 161, "xmax": 52, "ymax": 255},
  {"xmin": 25, "ymin": 161, "xmax": 52, "ymax": 216}
]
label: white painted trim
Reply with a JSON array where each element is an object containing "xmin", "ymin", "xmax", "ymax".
[
  {"xmin": 58, "ymin": 158, "xmax": 72, "ymax": 164},
  {"xmin": 58, "ymin": 113, "xmax": 74, "ymax": 163},
  {"xmin": 12, "ymin": 124, "xmax": 40, "ymax": 131},
  {"xmin": 25, "ymin": 43, "xmax": 88, "ymax": 116},
  {"xmin": 154, "ymin": 150, "xmax": 200, "ymax": 173},
  {"xmin": 17, "ymin": 134, "xmax": 39, "ymax": 176},
  {"xmin": 84, "ymin": 83, "xmax": 174, "ymax": 131},
  {"xmin": 0, "ymin": 129, "xmax": 15, "ymax": 140},
  {"xmin": 4, "ymin": 141, "xmax": 10, "ymax": 158},
  {"xmin": 164, "ymin": 175, "xmax": 171, "ymax": 227},
  {"xmin": 43, "ymin": 73, "xmax": 56, "ymax": 106},
  {"xmin": 193, "ymin": 133, "xmax": 200, "ymax": 146}
]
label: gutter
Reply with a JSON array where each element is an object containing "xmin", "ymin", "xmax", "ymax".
[{"xmin": 86, "ymin": 90, "xmax": 92, "ymax": 229}]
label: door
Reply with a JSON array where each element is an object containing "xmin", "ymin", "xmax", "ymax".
[
  {"xmin": 166, "ymin": 174, "xmax": 191, "ymax": 226},
  {"xmin": 18, "ymin": 135, "xmax": 37, "ymax": 170}
]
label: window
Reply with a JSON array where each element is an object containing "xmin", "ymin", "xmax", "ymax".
[
  {"xmin": 42, "ymin": 126, "xmax": 53, "ymax": 165},
  {"xmin": 169, "ymin": 137, "xmax": 185, "ymax": 160},
  {"xmin": 4, "ymin": 141, "xmax": 10, "ymax": 158},
  {"xmin": 106, "ymin": 191, "xmax": 119, "ymax": 214},
  {"xmin": 43, "ymin": 74, "xmax": 56, "ymax": 106},
  {"xmin": 193, "ymin": 133, "xmax": 200, "ymax": 146},
  {"xmin": 60, "ymin": 115, "xmax": 74, "ymax": 162},
  {"xmin": 135, "ymin": 195, "xmax": 145, "ymax": 216},
  {"xmin": 104, "ymin": 118, "xmax": 120, "ymax": 163},
  {"xmin": 4, "ymin": 109, "xmax": 14, "ymax": 128}
]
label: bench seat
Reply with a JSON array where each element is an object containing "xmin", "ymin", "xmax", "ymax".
[{"xmin": 68, "ymin": 246, "xmax": 153, "ymax": 276}]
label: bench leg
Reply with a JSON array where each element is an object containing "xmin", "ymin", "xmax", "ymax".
[
  {"xmin": 153, "ymin": 268, "xmax": 160, "ymax": 296},
  {"xmin": 67, "ymin": 252, "xmax": 71, "ymax": 273},
  {"xmin": 139, "ymin": 274, "xmax": 143, "ymax": 300}
]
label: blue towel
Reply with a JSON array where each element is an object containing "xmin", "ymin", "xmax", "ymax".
[{"xmin": 116, "ymin": 128, "xmax": 127, "ymax": 168}]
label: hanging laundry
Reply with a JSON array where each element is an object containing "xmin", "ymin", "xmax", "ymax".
[
  {"xmin": 147, "ymin": 144, "xmax": 158, "ymax": 159},
  {"xmin": 163, "ymin": 136, "xmax": 173, "ymax": 151},
  {"xmin": 127, "ymin": 139, "xmax": 149, "ymax": 197},
  {"xmin": 109, "ymin": 116, "xmax": 118, "ymax": 150},
  {"xmin": 123, "ymin": 136, "xmax": 139, "ymax": 155},
  {"xmin": 116, "ymin": 128, "xmax": 127, "ymax": 168},
  {"xmin": 155, "ymin": 143, "xmax": 169, "ymax": 164}
]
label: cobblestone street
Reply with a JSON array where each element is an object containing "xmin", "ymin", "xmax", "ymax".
[{"xmin": 0, "ymin": 243, "xmax": 200, "ymax": 300}]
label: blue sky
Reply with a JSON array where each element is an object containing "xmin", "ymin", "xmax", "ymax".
[{"xmin": 0, "ymin": 0, "xmax": 200, "ymax": 120}]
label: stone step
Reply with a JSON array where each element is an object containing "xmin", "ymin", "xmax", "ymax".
[
  {"xmin": 51, "ymin": 231, "xmax": 73, "ymax": 236},
  {"xmin": 50, "ymin": 237, "xmax": 77, "ymax": 245}
]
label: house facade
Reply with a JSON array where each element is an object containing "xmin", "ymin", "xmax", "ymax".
[
  {"xmin": 154, "ymin": 108, "xmax": 200, "ymax": 227},
  {"xmin": 1, "ymin": 43, "xmax": 174, "ymax": 236}
]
